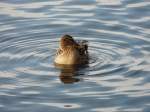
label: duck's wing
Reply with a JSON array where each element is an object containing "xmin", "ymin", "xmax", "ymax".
[{"xmin": 74, "ymin": 40, "xmax": 88, "ymax": 55}]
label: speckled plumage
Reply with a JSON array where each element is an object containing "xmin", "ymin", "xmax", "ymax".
[{"xmin": 54, "ymin": 35, "xmax": 88, "ymax": 65}]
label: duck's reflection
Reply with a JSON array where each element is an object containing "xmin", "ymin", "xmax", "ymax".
[
  {"xmin": 59, "ymin": 68, "xmax": 80, "ymax": 84},
  {"xmin": 55, "ymin": 64, "xmax": 87, "ymax": 84}
]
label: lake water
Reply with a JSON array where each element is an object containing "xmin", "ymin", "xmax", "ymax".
[{"xmin": 0, "ymin": 0, "xmax": 150, "ymax": 112}]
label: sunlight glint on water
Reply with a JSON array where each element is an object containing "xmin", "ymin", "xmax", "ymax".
[{"xmin": 0, "ymin": 0, "xmax": 150, "ymax": 112}]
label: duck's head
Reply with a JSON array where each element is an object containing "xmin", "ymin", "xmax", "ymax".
[{"xmin": 60, "ymin": 35, "xmax": 78, "ymax": 50}]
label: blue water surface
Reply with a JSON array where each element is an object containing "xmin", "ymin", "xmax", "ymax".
[{"xmin": 0, "ymin": 0, "xmax": 150, "ymax": 112}]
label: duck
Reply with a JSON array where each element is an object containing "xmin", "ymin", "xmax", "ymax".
[{"xmin": 54, "ymin": 35, "xmax": 88, "ymax": 65}]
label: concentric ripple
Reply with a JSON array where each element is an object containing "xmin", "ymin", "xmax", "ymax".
[{"xmin": 0, "ymin": 0, "xmax": 150, "ymax": 112}]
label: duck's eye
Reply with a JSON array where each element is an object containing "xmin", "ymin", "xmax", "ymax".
[{"xmin": 68, "ymin": 39, "xmax": 74, "ymax": 42}]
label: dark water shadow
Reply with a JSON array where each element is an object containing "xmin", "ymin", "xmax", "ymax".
[{"xmin": 55, "ymin": 63, "xmax": 88, "ymax": 84}]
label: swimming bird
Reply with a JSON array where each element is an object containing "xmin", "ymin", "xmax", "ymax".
[{"xmin": 54, "ymin": 35, "xmax": 88, "ymax": 65}]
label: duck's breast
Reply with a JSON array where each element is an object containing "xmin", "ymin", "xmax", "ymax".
[{"xmin": 54, "ymin": 48, "xmax": 79, "ymax": 65}]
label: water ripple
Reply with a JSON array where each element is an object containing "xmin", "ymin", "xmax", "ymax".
[{"xmin": 0, "ymin": 0, "xmax": 150, "ymax": 112}]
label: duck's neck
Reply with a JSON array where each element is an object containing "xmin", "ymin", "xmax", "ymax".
[{"xmin": 60, "ymin": 42, "xmax": 78, "ymax": 51}]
